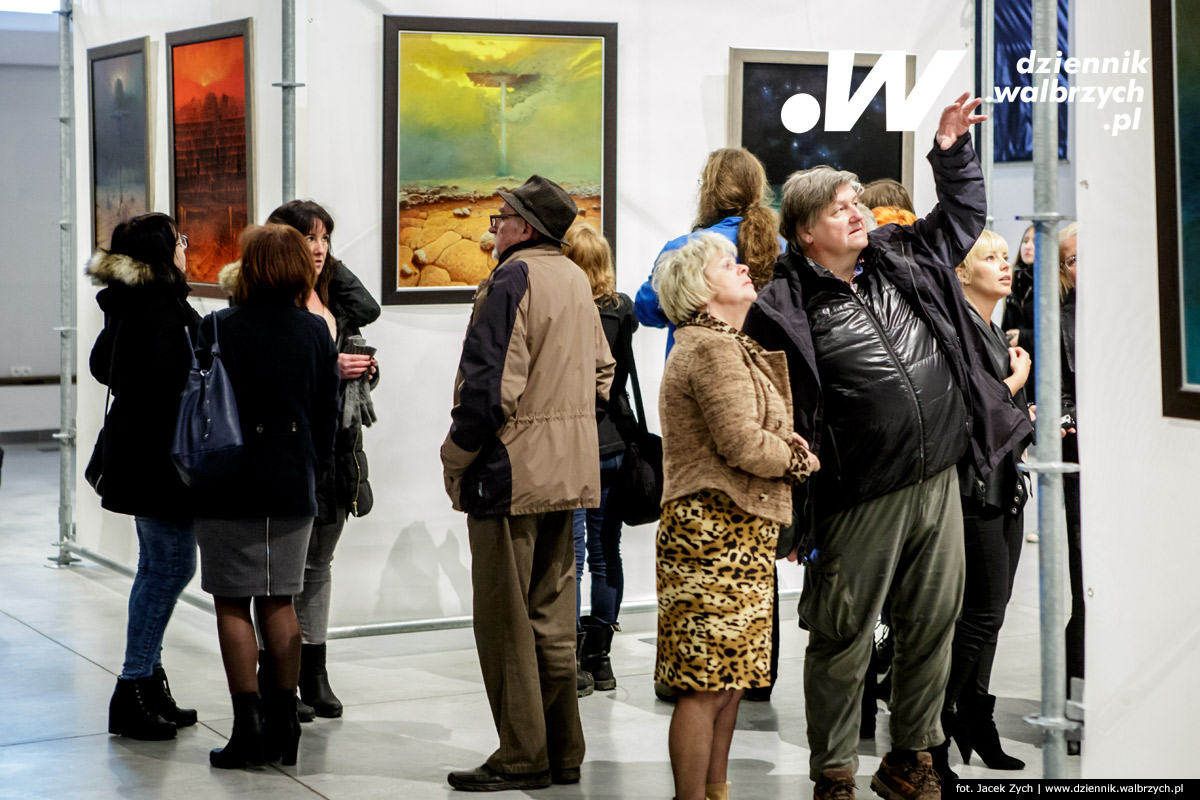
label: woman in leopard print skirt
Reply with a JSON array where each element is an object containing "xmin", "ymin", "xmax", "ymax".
[{"xmin": 651, "ymin": 233, "xmax": 818, "ymax": 800}]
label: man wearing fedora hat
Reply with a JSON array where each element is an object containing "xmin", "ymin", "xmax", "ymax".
[{"xmin": 441, "ymin": 175, "xmax": 615, "ymax": 792}]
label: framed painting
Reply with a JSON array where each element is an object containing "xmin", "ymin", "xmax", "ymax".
[
  {"xmin": 381, "ymin": 16, "xmax": 618, "ymax": 305},
  {"xmin": 166, "ymin": 19, "xmax": 254, "ymax": 297},
  {"xmin": 728, "ymin": 49, "xmax": 915, "ymax": 204},
  {"xmin": 88, "ymin": 37, "xmax": 151, "ymax": 250},
  {"xmin": 1153, "ymin": 0, "xmax": 1200, "ymax": 419}
]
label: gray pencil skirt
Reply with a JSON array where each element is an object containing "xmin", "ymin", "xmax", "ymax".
[{"xmin": 194, "ymin": 515, "xmax": 314, "ymax": 597}]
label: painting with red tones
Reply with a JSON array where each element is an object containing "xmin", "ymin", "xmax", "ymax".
[{"xmin": 166, "ymin": 20, "xmax": 255, "ymax": 295}]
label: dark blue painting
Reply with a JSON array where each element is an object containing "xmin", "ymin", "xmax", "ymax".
[{"xmin": 89, "ymin": 40, "xmax": 150, "ymax": 249}]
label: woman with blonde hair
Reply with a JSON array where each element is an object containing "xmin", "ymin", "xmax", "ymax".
[
  {"xmin": 652, "ymin": 232, "xmax": 817, "ymax": 800},
  {"xmin": 561, "ymin": 221, "xmax": 638, "ymax": 696},
  {"xmin": 193, "ymin": 224, "xmax": 339, "ymax": 769},
  {"xmin": 936, "ymin": 230, "xmax": 1033, "ymax": 780}
]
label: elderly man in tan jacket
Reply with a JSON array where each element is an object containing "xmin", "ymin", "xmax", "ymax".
[{"xmin": 441, "ymin": 175, "xmax": 615, "ymax": 793}]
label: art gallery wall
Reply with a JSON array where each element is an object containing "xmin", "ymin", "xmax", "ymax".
[
  {"xmin": 71, "ymin": 0, "xmax": 977, "ymax": 626},
  {"xmin": 0, "ymin": 12, "xmax": 63, "ymax": 432},
  {"xmin": 1072, "ymin": 0, "xmax": 1200, "ymax": 778}
]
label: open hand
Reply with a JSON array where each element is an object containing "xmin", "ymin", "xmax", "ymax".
[{"xmin": 937, "ymin": 92, "xmax": 987, "ymax": 150}]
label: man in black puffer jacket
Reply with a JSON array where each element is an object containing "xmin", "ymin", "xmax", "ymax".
[{"xmin": 743, "ymin": 94, "xmax": 1032, "ymax": 800}]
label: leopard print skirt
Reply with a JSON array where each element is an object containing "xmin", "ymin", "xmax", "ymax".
[{"xmin": 655, "ymin": 489, "xmax": 778, "ymax": 692}]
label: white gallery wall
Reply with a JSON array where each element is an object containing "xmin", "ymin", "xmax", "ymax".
[
  {"xmin": 72, "ymin": 0, "xmax": 979, "ymax": 627},
  {"xmin": 1073, "ymin": 1, "xmax": 1200, "ymax": 778}
]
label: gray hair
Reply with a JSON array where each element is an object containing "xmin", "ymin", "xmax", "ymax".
[
  {"xmin": 651, "ymin": 232, "xmax": 737, "ymax": 325},
  {"xmin": 778, "ymin": 166, "xmax": 863, "ymax": 254}
]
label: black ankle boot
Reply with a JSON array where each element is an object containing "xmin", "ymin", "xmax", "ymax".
[
  {"xmin": 579, "ymin": 616, "xmax": 617, "ymax": 691},
  {"xmin": 149, "ymin": 667, "xmax": 197, "ymax": 728},
  {"xmin": 108, "ymin": 677, "xmax": 177, "ymax": 740},
  {"xmin": 264, "ymin": 689, "xmax": 302, "ymax": 766},
  {"xmin": 210, "ymin": 692, "xmax": 267, "ymax": 769},
  {"xmin": 261, "ymin": 647, "xmax": 314, "ymax": 722},
  {"xmin": 959, "ymin": 694, "xmax": 1025, "ymax": 770},
  {"xmin": 298, "ymin": 643, "xmax": 343, "ymax": 718},
  {"xmin": 929, "ymin": 739, "xmax": 958, "ymax": 784},
  {"xmin": 576, "ymin": 632, "xmax": 594, "ymax": 697}
]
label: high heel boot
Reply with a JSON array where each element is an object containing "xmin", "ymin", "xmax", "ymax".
[
  {"xmin": 956, "ymin": 693, "xmax": 1025, "ymax": 770},
  {"xmin": 265, "ymin": 689, "xmax": 302, "ymax": 766},
  {"xmin": 149, "ymin": 667, "xmax": 197, "ymax": 728},
  {"xmin": 210, "ymin": 692, "xmax": 267, "ymax": 769},
  {"xmin": 579, "ymin": 616, "xmax": 617, "ymax": 691},
  {"xmin": 298, "ymin": 643, "xmax": 343, "ymax": 718},
  {"xmin": 108, "ymin": 677, "xmax": 176, "ymax": 741}
]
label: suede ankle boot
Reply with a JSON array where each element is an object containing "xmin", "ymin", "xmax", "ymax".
[
  {"xmin": 265, "ymin": 689, "xmax": 302, "ymax": 766},
  {"xmin": 298, "ymin": 643, "xmax": 343, "ymax": 718},
  {"xmin": 958, "ymin": 694, "xmax": 1024, "ymax": 770},
  {"xmin": 210, "ymin": 692, "xmax": 267, "ymax": 769},
  {"xmin": 579, "ymin": 616, "xmax": 617, "ymax": 691},
  {"xmin": 108, "ymin": 677, "xmax": 176, "ymax": 741}
]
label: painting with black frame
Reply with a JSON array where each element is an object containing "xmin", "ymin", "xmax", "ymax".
[
  {"xmin": 166, "ymin": 19, "xmax": 254, "ymax": 298},
  {"xmin": 381, "ymin": 15, "xmax": 618, "ymax": 305},
  {"xmin": 88, "ymin": 37, "xmax": 151, "ymax": 250},
  {"xmin": 1153, "ymin": 0, "xmax": 1200, "ymax": 420},
  {"xmin": 728, "ymin": 49, "xmax": 915, "ymax": 204}
]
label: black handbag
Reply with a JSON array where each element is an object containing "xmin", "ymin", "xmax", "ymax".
[
  {"xmin": 170, "ymin": 310, "xmax": 243, "ymax": 486},
  {"xmin": 612, "ymin": 328, "xmax": 663, "ymax": 527},
  {"xmin": 85, "ymin": 319, "xmax": 120, "ymax": 495}
]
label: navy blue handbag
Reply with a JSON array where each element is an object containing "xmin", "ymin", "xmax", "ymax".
[{"xmin": 171, "ymin": 310, "xmax": 243, "ymax": 486}]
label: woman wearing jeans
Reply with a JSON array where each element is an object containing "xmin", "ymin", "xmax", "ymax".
[
  {"xmin": 87, "ymin": 213, "xmax": 201, "ymax": 741},
  {"xmin": 562, "ymin": 222, "xmax": 637, "ymax": 693}
]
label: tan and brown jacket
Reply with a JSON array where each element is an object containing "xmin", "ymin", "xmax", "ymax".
[
  {"xmin": 441, "ymin": 242, "xmax": 615, "ymax": 516},
  {"xmin": 659, "ymin": 315, "xmax": 810, "ymax": 524}
]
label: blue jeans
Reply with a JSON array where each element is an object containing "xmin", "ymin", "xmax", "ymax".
[
  {"xmin": 120, "ymin": 516, "xmax": 197, "ymax": 680},
  {"xmin": 574, "ymin": 453, "xmax": 624, "ymax": 627}
]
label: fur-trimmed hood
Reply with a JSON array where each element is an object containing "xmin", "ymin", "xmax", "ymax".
[
  {"xmin": 218, "ymin": 260, "xmax": 241, "ymax": 293},
  {"xmin": 85, "ymin": 251, "xmax": 159, "ymax": 287}
]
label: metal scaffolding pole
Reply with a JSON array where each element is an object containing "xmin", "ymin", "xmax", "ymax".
[
  {"xmin": 274, "ymin": 0, "xmax": 303, "ymax": 202},
  {"xmin": 980, "ymin": 0, "xmax": 995, "ymax": 230},
  {"xmin": 1017, "ymin": 0, "xmax": 1080, "ymax": 777},
  {"xmin": 50, "ymin": 0, "xmax": 79, "ymax": 569}
]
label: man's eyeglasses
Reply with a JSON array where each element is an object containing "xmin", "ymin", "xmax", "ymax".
[
  {"xmin": 489, "ymin": 213, "xmax": 522, "ymax": 227},
  {"xmin": 178, "ymin": 234, "xmax": 189, "ymax": 250}
]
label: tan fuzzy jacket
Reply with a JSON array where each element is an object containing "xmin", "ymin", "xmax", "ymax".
[
  {"xmin": 659, "ymin": 317, "xmax": 801, "ymax": 524},
  {"xmin": 441, "ymin": 242, "xmax": 615, "ymax": 516}
]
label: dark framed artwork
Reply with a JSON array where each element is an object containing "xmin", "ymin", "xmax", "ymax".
[
  {"xmin": 88, "ymin": 37, "xmax": 151, "ymax": 250},
  {"xmin": 381, "ymin": 15, "xmax": 618, "ymax": 305},
  {"xmin": 1153, "ymin": 0, "xmax": 1200, "ymax": 419},
  {"xmin": 728, "ymin": 49, "xmax": 915, "ymax": 203},
  {"xmin": 166, "ymin": 19, "xmax": 254, "ymax": 297}
]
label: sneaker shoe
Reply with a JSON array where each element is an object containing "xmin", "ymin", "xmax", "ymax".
[
  {"xmin": 814, "ymin": 767, "xmax": 857, "ymax": 800},
  {"xmin": 870, "ymin": 752, "xmax": 940, "ymax": 800}
]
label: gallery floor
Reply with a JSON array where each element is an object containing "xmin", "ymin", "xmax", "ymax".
[{"xmin": 0, "ymin": 441, "xmax": 1078, "ymax": 798}]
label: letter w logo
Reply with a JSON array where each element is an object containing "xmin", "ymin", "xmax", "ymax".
[{"xmin": 781, "ymin": 50, "xmax": 966, "ymax": 133}]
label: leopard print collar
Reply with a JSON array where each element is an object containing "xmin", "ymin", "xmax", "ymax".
[{"xmin": 679, "ymin": 311, "xmax": 768, "ymax": 358}]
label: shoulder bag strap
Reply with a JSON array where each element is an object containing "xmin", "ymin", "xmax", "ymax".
[
  {"xmin": 101, "ymin": 318, "xmax": 122, "ymax": 422},
  {"xmin": 623, "ymin": 315, "xmax": 649, "ymax": 437}
]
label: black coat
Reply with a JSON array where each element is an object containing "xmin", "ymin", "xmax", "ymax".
[
  {"xmin": 596, "ymin": 292, "xmax": 639, "ymax": 457},
  {"xmin": 87, "ymin": 252, "xmax": 201, "ymax": 519},
  {"xmin": 192, "ymin": 303, "xmax": 339, "ymax": 519},
  {"xmin": 315, "ymin": 260, "xmax": 381, "ymax": 524},
  {"xmin": 744, "ymin": 135, "xmax": 1033, "ymax": 522}
]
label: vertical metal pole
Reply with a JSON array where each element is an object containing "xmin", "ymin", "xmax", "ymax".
[
  {"xmin": 280, "ymin": 0, "xmax": 296, "ymax": 202},
  {"xmin": 980, "ymin": 0, "xmax": 995, "ymax": 230},
  {"xmin": 50, "ymin": 0, "xmax": 78, "ymax": 568},
  {"xmin": 1028, "ymin": 0, "xmax": 1073, "ymax": 777}
]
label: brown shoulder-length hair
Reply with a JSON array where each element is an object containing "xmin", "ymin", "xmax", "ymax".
[
  {"xmin": 562, "ymin": 221, "xmax": 617, "ymax": 305},
  {"xmin": 694, "ymin": 148, "xmax": 780, "ymax": 289},
  {"xmin": 267, "ymin": 199, "xmax": 336, "ymax": 305},
  {"xmin": 233, "ymin": 224, "xmax": 315, "ymax": 307}
]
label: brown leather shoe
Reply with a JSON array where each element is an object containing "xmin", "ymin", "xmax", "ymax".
[
  {"xmin": 447, "ymin": 763, "xmax": 551, "ymax": 792},
  {"xmin": 814, "ymin": 767, "xmax": 857, "ymax": 800},
  {"xmin": 870, "ymin": 751, "xmax": 940, "ymax": 800}
]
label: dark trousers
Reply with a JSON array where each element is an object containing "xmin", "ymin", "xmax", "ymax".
[
  {"xmin": 1063, "ymin": 436, "xmax": 1084, "ymax": 683},
  {"xmin": 467, "ymin": 511, "xmax": 585, "ymax": 774},
  {"xmin": 944, "ymin": 503, "xmax": 1024, "ymax": 709}
]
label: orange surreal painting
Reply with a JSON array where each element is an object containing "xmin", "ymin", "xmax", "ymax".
[{"xmin": 166, "ymin": 20, "xmax": 254, "ymax": 293}]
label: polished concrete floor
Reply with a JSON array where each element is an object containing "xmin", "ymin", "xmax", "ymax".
[{"xmin": 0, "ymin": 441, "xmax": 1075, "ymax": 798}]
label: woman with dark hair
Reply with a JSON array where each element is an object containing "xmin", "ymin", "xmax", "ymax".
[
  {"xmin": 87, "ymin": 212, "xmax": 201, "ymax": 742},
  {"xmin": 264, "ymin": 200, "xmax": 380, "ymax": 719},
  {"xmin": 194, "ymin": 224, "xmax": 339, "ymax": 768}
]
